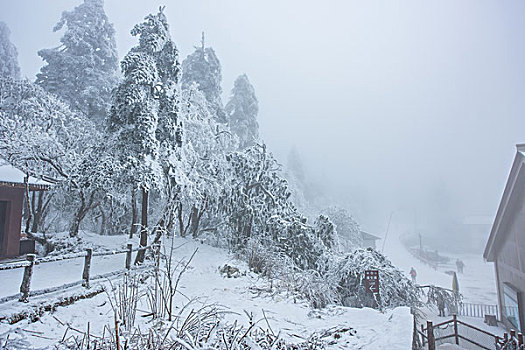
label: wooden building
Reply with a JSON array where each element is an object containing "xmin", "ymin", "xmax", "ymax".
[
  {"xmin": 0, "ymin": 163, "xmax": 51, "ymax": 258},
  {"xmin": 484, "ymin": 144, "xmax": 525, "ymax": 332},
  {"xmin": 360, "ymin": 230, "xmax": 381, "ymax": 249}
]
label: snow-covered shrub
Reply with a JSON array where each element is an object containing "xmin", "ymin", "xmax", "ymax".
[
  {"xmin": 327, "ymin": 248, "xmax": 420, "ymax": 309},
  {"xmin": 313, "ymin": 214, "xmax": 338, "ymax": 251},
  {"xmin": 270, "ymin": 216, "xmax": 325, "ymax": 271},
  {"xmin": 425, "ymin": 285, "xmax": 461, "ymax": 314},
  {"xmin": 291, "ymin": 269, "xmax": 339, "ymax": 309}
]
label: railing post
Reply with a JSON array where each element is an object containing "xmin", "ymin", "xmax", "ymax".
[
  {"xmin": 421, "ymin": 324, "xmax": 425, "ymax": 346},
  {"xmin": 427, "ymin": 321, "xmax": 435, "ymax": 350},
  {"xmin": 82, "ymin": 248, "xmax": 92, "ymax": 288},
  {"xmin": 453, "ymin": 314, "xmax": 459, "ymax": 345},
  {"xmin": 19, "ymin": 254, "xmax": 35, "ymax": 302},
  {"xmin": 125, "ymin": 244, "xmax": 132, "ymax": 270}
]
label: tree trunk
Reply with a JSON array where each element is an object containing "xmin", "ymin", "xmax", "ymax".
[
  {"xmin": 24, "ymin": 177, "xmax": 32, "ymax": 234},
  {"xmin": 178, "ymin": 202, "xmax": 185, "ymax": 238},
  {"xmin": 30, "ymin": 192, "xmax": 41, "ymax": 233},
  {"xmin": 32, "ymin": 192, "xmax": 52, "ymax": 233},
  {"xmin": 69, "ymin": 192, "xmax": 94, "ymax": 238},
  {"xmin": 134, "ymin": 188, "xmax": 148, "ymax": 264},
  {"xmin": 129, "ymin": 188, "xmax": 139, "ymax": 239},
  {"xmin": 69, "ymin": 202, "xmax": 87, "ymax": 238},
  {"xmin": 190, "ymin": 206, "xmax": 200, "ymax": 238},
  {"xmin": 98, "ymin": 204, "xmax": 107, "ymax": 235}
]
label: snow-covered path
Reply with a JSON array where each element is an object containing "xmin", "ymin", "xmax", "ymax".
[
  {"xmin": 382, "ymin": 228, "xmax": 498, "ymax": 305},
  {"xmin": 0, "ymin": 253, "xmax": 128, "ymax": 299},
  {"xmin": 0, "ymin": 236, "xmax": 413, "ymax": 349}
]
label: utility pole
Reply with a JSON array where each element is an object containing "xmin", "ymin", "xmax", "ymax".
[
  {"xmin": 381, "ymin": 212, "xmax": 393, "ymax": 253},
  {"xmin": 419, "ymin": 232, "xmax": 423, "ymax": 254}
]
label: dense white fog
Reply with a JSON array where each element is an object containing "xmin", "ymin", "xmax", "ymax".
[{"xmin": 2, "ymin": 1, "xmax": 525, "ymax": 247}]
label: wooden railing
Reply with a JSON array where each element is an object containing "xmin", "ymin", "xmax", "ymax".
[
  {"xmin": 0, "ymin": 243, "xmax": 155, "ymax": 303},
  {"xmin": 417, "ymin": 315, "xmax": 510, "ymax": 350}
]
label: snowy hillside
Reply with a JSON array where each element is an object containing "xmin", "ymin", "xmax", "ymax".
[{"xmin": 0, "ymin": 236, "xmax": 412, "ymax": 349}]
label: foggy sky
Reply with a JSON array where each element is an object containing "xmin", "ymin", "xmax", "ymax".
[{"xmin": 2, "ymin": 0, "xmax": 524, "ymax": 240}]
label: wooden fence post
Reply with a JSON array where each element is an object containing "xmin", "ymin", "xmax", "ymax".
[
  {"xmin": 125, "ymin": 244, "xmax": 132, "ymax": 270},
  {"xmin": 453, "ymin": 314, "xmax": 459, "ymax": 345},
  {"xmin": 19, "ymin": 254, "xmax": 35, "ymax": 302},
  {"xmin": 427, "ymin": 321, "xmax": 435, "ymax": 350},
  {"xmin": 82, "ymin": 248, "xmax": 92, "ymax": 288}
]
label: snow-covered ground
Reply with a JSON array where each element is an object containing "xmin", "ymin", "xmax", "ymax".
[
  {"xmin": 382, "ymin": 227, "xmax": 506, "ymax": 342},
  {"xmin": 0, "ymin": 235, "xmax": 413, "ymax": 349},
  {"xmin": 383, "ymin": 229, "xmax": 497, "ymax": 305}
]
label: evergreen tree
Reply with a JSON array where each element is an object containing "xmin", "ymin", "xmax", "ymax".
[
  {"xmin": 0, "ymin": 22, "xmax": 21, "ymax": 79},
  {"xmin": 109, "ymin": 7, "xmax": 181, "ymax": 263},
  {"xmin": 36, "ymin": 0, "xmax": 118, "ymax": 122},
  {"xmin": 225, "ymin": 74, "xmax": 259, "ymax": 149},
  {"xmin": 181, "ymin": 33, "xmax": 227, "ymax": 123}
]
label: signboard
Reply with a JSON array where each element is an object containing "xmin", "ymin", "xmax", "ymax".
[{"xmin": 364, "ymin": 270, "xmax": 379, "ymax": 294}]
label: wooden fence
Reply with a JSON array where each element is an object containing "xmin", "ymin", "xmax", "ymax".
[
  {"xmin": 415, "ymin": 315, "xmax": 524, "ymax": 350},
  {"xmin": 0, "ymin": 243, "xmax": 155, "ymax": 303}
]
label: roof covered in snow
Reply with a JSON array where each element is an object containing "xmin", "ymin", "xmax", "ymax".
[
  {"xmin": 0, "ymin": 160, "xmax": 53, "ymax": 190},
  {"xmin": 360, "ymin": 230, "xmax": 381, "ymax": 241}
]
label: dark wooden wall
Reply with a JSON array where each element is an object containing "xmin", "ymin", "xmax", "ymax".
[{"xmin": 0, "ymin": 186, "xmax": 24, "ymax": 258}]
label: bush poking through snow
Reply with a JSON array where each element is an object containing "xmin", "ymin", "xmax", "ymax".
[
  {"xmin": 326, "ymin": 248, "xmax": 420, "ymax": 309},
  {"xmin": 219, "ymin": 264, "xmax": 244, "ymax": 278},
  {"xmin": 58, "ymin": 302, "xmax": 356, "ymax": 349}
]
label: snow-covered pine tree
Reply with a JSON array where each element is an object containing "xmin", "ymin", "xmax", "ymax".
[
  {"xmin": 109, "ymin": 7, "xmax": 181, "ymax": 263},
  {"xmin": 0, "ymin": 22, "xmax": 21, "ymax": 80},
  {"xmin": 181, "ymin": 33, "xmax": 227, "ymax": 123},
  {"xmin": 36, "ymin": 0, "xmax": 118, "ymax": 122},
  {"xmin": 225, "ymin": 74, "xmax": 259, "ymax": 149}
]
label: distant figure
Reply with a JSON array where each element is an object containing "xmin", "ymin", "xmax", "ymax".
[
  {"xmin": 437, "ymin": 295, "xmax": 446, "ymax": 317},
  {"xmin": 456, "ymin": 259, "xmax": 465, "ymax": 274},
  {"xmin": 410, "ymin": 267, "xmax": 417, "ymax": 284}
]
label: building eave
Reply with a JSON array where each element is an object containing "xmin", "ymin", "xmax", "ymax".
[
  {"xmin": 0, "ymin": 181, "xmax": 51, "ymax": 191},
  {"xmin": 484, "ymin": 145, "xmax": 525, "ymax": 262}
]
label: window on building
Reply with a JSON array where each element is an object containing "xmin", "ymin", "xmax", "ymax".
[{"xmin": 503, "ymin": 283, "xmax": 521, "ymax": 330}]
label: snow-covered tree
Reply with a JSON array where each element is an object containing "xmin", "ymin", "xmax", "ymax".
[
  {"xmin": 225, "ymin": 74, "xmax": 259, "ymax": 149},
  {"xmin": 109, "ymin": 7, "xmax": 181, "ymax": 263},
  {"xmin": 36, "ymin": 0, "xmax": 119, "ymax": 122},
  {"xmin": 326, "ymin": 248, "xmax": 420, "ymax": 309},
  {"xmin": 181, "ymin": 34, "xmax": 227, "ymax": 123},
  {"xmin": 0, "ymin": 77, "xmax": 116, "ymax": 237},
  {"xmin": 173, "ymin": 85, "xmax": 236, "ymax": 239},
  {"xmin": 314, "ymin": 215, "xmax": 338, "ymax": 251},
  {"xmin": 0, "ymin": 22, "xmax": 20, "ymax": 79},
  {"xmin": 322, "ymin": 206, "xmax": 362, "ymax": 250}
]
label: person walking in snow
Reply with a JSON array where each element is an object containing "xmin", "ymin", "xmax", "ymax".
[
  {"xmin": 410, "ymin": 267, "xmax": 417, "ymax": 284},
  {"xmin": 437, "ymin": 295, "xmax": 446, "ymax": 317},
  {"xmin": 456, "ymin": 259, "xmax": 465, "ymax": 274}
]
